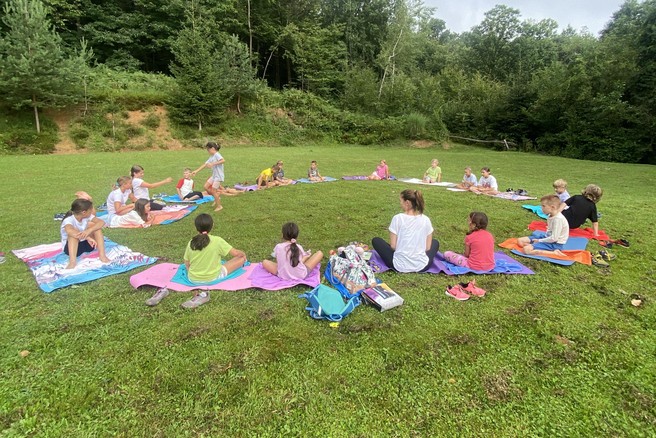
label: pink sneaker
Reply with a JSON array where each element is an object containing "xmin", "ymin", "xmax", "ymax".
[
  {"xmin": 445, "ymin": 285, "xmax": 469, "ymax": 301},
  {"xmin": 459, "ymin": 280, "xmax": 486, "ymax": 297}
]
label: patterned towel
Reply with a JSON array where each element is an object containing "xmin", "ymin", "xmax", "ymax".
[{"xmin": 13, "ymin": 238, "xmax": 157, "ymax": 293}]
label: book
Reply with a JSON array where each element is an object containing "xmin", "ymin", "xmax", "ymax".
[{"xmin": 362, "ymin": 283, "xmax": 404, "ymax": 312}]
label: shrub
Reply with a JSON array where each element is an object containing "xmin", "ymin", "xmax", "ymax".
[
  {"xmin": 405, "ymin": 113, "xmax": 429, "ymax": 139},
  {"xmin": 141, "ymin": 113, "xmax": 160, "ymax": 129}
]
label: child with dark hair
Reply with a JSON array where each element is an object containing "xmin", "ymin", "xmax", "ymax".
[
  {"xmin": 519, "ymin": 194, "xmax": 569, "ymax": 256},
  {"xmin": 60, "ymin": 199, "xmax": 110, "ymax": 269},
  {"xmin": 130, "ymin": 164, "xmax": 172, "ymax": 210},
  {"xmin": 106, "ymin": 176, "xmax": 135, "ymax": 225},
  {"xmin": 559, "ymin": 184, "xmax": 603, "ymax": 236},
  {"xmin": 371, "ymin": 189, "xmax": 440, "ymax": 272},
  {"xmin": 308, "ymin": 160, "xmax": 324, "ymax": 181},
  {"xmin": 109, "ymin": 198, "xmax": 152, "ymax": 228},
  {"xmin": 262, "ymin": 222, "xmax": 324, "ymax": 280},
  {"xmin": 146, "ymin": 213, "xmax": 246, "ymax": 308},
  {"xmin": 443, "ymin": 211, "xmax": 496, "ymax": 271},
  {"xmin": 469, "ymin": 167, "xmax": 499, "ymax": 195},
  {"xmin": 192, "ymin": 142, "xmax": 225, "ymax": 211}
]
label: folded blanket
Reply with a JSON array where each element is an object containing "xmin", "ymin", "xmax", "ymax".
[
  {"xmin": 397, "ymin": 178, "xmax": 455, "ymax": 187},
  {"xmin": 13, "ymin": 238, "xmax": 158, "ymax": 293},
  {"xmin": 498, "ymin": 237, "xmax": 591, "ymax": 265},
  {"xmin": 522, "ymin": 204, "xmax": 549, "ymax": 219},
  {"xmin": 161, "ymin": 194, "xmax": 215, "ymax": 205},
  {"xmin": 130, "ymin": 262, "xmax": 320, "ymax": 292},
  {"xmin": 296, "ymin": 177, "xmax": 337, "ymax": 183},
  {"xmin": 492, "ymin": 192, "xmax": 537, "ymax": 201},
  {"xmin": 342, "ymin": 175, "xmax": 397, "ymax": 181},
  {"xmin": 528, "ymin": 220, "xmax": 610, "ymax": 241},
  {"xmin": 367, "ymin": 250, "xmax": 533, "ymax": 275}
]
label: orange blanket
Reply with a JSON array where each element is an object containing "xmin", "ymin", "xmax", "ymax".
[
  {"xmin": 499, "ymin": 238, "xmax": 592, "ymax": 265},
  {"xmin": 528, "ymin": 221, "xmax": 610, "ymax": 241}
]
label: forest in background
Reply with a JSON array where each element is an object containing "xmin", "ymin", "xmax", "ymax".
[{"xmin": 0, "ymin": 0, "xmax": 654, "ymax": 163}]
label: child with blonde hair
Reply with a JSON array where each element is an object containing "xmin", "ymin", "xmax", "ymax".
[
  {"xmin": 423, "ymin": 159, "xmax": 442, "ymax": 183},
  {"xmin": 553, "ymin": 179, "xmax": 570, "ymax": 203},
  {"xmin": 559, "ymin": 184, "xmax": 603, "ymax": 237},
  {"xmin": 519, "ymin": 195, "xmax": 569, "ymax": 256}
]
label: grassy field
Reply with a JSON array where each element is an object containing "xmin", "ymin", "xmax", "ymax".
[{"xmin": 0, "ymin": 143, "xmax": 655, "ymax": 436}]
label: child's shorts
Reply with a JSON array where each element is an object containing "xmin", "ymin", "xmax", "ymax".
[
  {"xmin": 63, "ymin": 240, "xmax": 94, "ymax": 256},
  {"xmin": 530, "ymin": 232, "xmax": 565, "ymax": 251},
  {"xmin": 214, "ymin": 266, "xmax": 228, "ymax": 280},
  {"xmin": 206, "ymin": 178, "xmax": 222, "ymax": 189}
]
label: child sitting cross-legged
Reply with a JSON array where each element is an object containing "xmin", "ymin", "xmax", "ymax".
[
  {"xmin": 262, "ymin": 222, "xmax": 323, "ymax": 280},
  {"xmin": 518, "ymin": 194, "xmax": 569, "ymax": 257}
]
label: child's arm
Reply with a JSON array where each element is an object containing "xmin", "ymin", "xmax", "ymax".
[
  {"xmin": 437, "ymin": 171, "xmax": 442, "ymax": 183},
  {"xmin": 139, "ymin": 178, "xmax": 173, "ymax": 189},
  {"xmin": 191, "ymin": 163, "xmax": 207, "ymax": 175},
  {"xmin": 463, "ymin": 241, "xmax": 471, "ymax": 258},
  {"xmin": 229, "ymin": 247, "xmax": 246, "ymax": 259},
  {"xmin": 114, "ymin": 201, "xmax": 134, "ymax": 216},
  {"xmin": 592, "ymin": 221, "xmax": 599, "ymax": 237}
]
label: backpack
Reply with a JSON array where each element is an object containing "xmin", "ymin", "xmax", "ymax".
[
  {"xmin": 326, "ymin": 245, "xmax": 378, "ymax": 297},
  {"xmin": 298, "ymin": 284, "xmax": 360, "ymax": 322}
]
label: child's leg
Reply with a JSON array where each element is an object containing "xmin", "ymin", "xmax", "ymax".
[
  {"xmin": 91, "ymin": 230, "xmax": 111, "ymax": 263},
  {"xmin": 64, "ymin": 237, "xmax": 80, "ymax": 269},
  {"xmin": 517, "ymin": 236, "xmax": 531, "ymax": 247},
  {"xmin": 262, "ymin": 259, "xmax": 278, "ymax": 275},
  {"xmin": 211, "ymin": 181, "xmax": 222, "ymax": 211},
  {"xmin": 223, "ymin": 254, "xmax": 246, "ymax": 274},
  {"xmin": 443, "ymin": 250, "xmax": 470, "ymax": 267},
  {"xmin": 302, "ymin": 250, "xmax": 324, "ymax": 272}
]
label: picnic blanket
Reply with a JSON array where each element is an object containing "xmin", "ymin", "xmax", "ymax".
[
  {"xmin": 447, "ymin": 187, "xmax": 469, "ymax": 192},
  {"xmin": 498, "ymin": 237, "xmax": 591, "ymax": 265},
  {"xmin": 161, "ymin": 194, "xmax": 215, "ymax": 205},
  {"xmin": 130, "ymin": 262, "xmax": 321, "ymax": 292},
  {"xmin": 96, "ymin": 205, "xmax": 197, "ymax": 227},
  {"xmin": 13, "ymin": 238, "xmax": 157, "ymax": 293},
  {"xmin": 528, "ymin": 220, "xmax": 610, "ymax": 241},
  {"xmin": 522, "ymin": 204, "xmax": 548, "ymax": 219},
  {"xmin": 342, "ymin": 175, "xmax": 397, "ymax": 181},
  {"xmin": 367, "ymin": 250, "xmax": 533, "ymax": 275},
  {"xmin": 492, "ymin": 192, "xmax": 537, "ymax": 201},
  {"xmin": 397, "ymin": 178, "xmax": 455, "ymax": 187},
  {"xmin": 296, "ymin": 177, "xmax": 337, "ymax": 183}
]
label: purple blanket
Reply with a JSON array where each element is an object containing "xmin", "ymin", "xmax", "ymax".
[
  {"xmin": 368, "ymin": 250, "xmax": 534, "ymax": 275},
  {"xmin": 341, "ymin": 175, "xmax": 397, "ymax": 181},
  {"xmin": 130, "ymin": 262, "xmax": 320, "ymax": 291}
]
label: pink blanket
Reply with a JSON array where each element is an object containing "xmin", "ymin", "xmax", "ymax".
[{"xmin": 130, "ymin": 262, "xmax": 321, "ymax": 291}]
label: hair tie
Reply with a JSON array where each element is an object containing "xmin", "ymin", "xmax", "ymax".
[
  {"xmin": 201, "ymin": 231, "xmax": 208, "ymax": 235},
  {"xmin": 290, "ymin": 238, "xmax": 296, "ymax": 244}
]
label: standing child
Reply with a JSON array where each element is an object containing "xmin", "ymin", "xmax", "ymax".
[
  {"xmin": 176, "ymin": 168, "xmax": 204, "ymax": 201},
  {"xmin": 130, "ymin": 164, "xmax": 172, "ymax": 210},
  {"xmin": 518, "ymin": 194, "xmax": 569, "ymax": 256},
  {"xmin": 308, "ymin": 160, "xmax": 325, "ymax": 182},
  {"xmin": 444, "ymin": 212, "xmax": 495, "ymax": 271},
  {"xmin": 367, "ymin": 159, "xmax": 390, "ymax": 180},
  {"xmin": 553, "ymin": 179, "xmax": 570, "ymax": 203},
  {"xmin": 192, "ymin": 142, "xmax": 224, "ymax": 212},
  {"xmin": 106, "ymin": 176, "xmax": 135, "ymax": 225},
  {"xmin": 469, "ymin": 167, "xmax": 499, "ymax": 195},
  {"xmin": 423, "ymin": 159, "xmax": 442, "ymax": 183},
  {"xmin": 60, "ymin": 199, "xmax": 110, "ymax": 269},
  {"xmin": 145, "ymin": 214, "xmax": 247, "ymax": 308},
  {"xmin": 262, "ymin": 222, "xmax": 324, "ymax": 280},
  {"xmin": 455, "ymin": 166, "xmax": 478, "ymax": 189}
]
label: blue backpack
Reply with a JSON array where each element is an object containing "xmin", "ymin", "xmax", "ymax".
[{"xmin": 298, "ymin": 284, "xmax": 360, "ymax": 322}]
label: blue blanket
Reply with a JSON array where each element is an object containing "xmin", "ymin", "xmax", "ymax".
[
  {"xmin": 296, "ymin": 177, "xmax": 337, "ymax": 183},
  {"xmin": 522, "ymin": 204, "xmax": 548, "ymax": 219},
  {"xmin": 161, "ymin": 194, "xmax": 215, "ymax": 205}
]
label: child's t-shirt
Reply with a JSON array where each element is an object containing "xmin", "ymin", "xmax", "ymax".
[
  {"xmin": 273, "ymin": 242, "xmax": 309, "ymax": 280},
  {"xmin": 109, "ymin": 210, "xmax": 146, "ymax": 228},
  {"xmin": 106, "ymin": 188, "xmax": 131, "ymax": 222},
  {"xmin": 206, "ymin": 152, "xmax": 224, "ymax": 182},
  {"xmin": 425, "ymin": 166, "xmax": 442, "ymax": 180},
  {"xmin": 562, "ymin": 195, "xmax": 598, "ymax": 228},
  {"xmin": 464, "ymin": 229, "xmax": 495, "ymax": 271},
  {"xmin": 478, "ymin": 175, "xmax": 498, "ymax": 190},
  {"xmin": 462, "ymin": 173, "xmax": 477, "ymax": 185},
  {"xmin": 132, "ymin": 177, "xmax": 149, "ymax": 200},
  {"xmin": 60, "ymin": 215, "xmax": 94, "ymax": 248},
  {"xmin": 177, "ymin": 178, "xmax": 194, "ymax": 198},
  {"xmin": 184, "ymin": 235, "xmax": 233, "ymax": 283},
  {"xmin": 308, "ymin": 167, "xmax": 319, "ymax": 178},
  {"xmin": 538, "ymin": 213, "xmax": 569, "ymax": 244},
  {"xmin": 557, "ymin": 190, "xmax": 570, "ymax": 203},
  {"xmin": 375, "ymin": 164, "xmax": 389, "ymax": 179}
]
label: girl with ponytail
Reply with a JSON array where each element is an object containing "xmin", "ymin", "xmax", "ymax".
[{"xmin": 263, "ymin": 222, "xmax": 324, "ymax": 280}]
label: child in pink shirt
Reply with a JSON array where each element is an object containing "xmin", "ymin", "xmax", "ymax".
[
  {"xmin": 262, "ymin": 222, "xmax": 324, "ymax": 280},
  {"xmin": 444, "ymin": 212, "xmax": 495, "ymax": 271},
  {"xmin": 367, "ymin": 159, "xmax": 390, "ymax": 180}
]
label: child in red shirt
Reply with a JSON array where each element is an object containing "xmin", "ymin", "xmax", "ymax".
[{"xmin": 444, "ymin": 212, "xmax": 495, "ymax": 271}]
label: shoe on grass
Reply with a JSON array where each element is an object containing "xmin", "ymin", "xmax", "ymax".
[
  {"xmin": 598, "ymin": 250, "xmax": 616, "ymax": 262},
  {"xmin": 591, "ymin": 253, "xmax": 610, "ymax": 267},
  {"xmin": 181, "ymin": 292, "xmax": 210, "ymax": 309},
  {"xmin": 145, "ymin": 287, "xmax": 169, "ymax": 306},
  {"xmin": 445, "ymin": 285, "xmax": 469, "ymax": 301},
  {"xmin": 459, "ymin": 279, "xmax": 486, "ymax": 297},
  {"xmin": 611, "ymin": 239, "xmax": 630, "ymax": 248}
]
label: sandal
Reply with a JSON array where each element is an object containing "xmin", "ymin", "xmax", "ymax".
[
  {"xmin": 611, "ymin": 239, "xmax": 630, "ymax": 248},
  {"xmin": 599, "ymin": 240, "xmax": 613, "ymax": 248}
]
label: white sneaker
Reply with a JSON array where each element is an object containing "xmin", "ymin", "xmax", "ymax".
[
  {"xmin": 145, "ymin": 287, "xmax": 169, "ymax": 306},
  {"xmin": 181, "ymin": 292, "xmax": 210, "ymax": 309}
]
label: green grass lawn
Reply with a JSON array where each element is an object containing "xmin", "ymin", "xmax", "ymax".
[{"xmin": 1, "ymin": 143, "xmax": 655, "ymax": 436}]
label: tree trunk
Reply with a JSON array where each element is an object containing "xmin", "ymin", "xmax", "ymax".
[
  {"xmin": 32, "ymin": 95, "xmax": 41, "ymax": 134},
  {"xmin": 198, "ymin": 116, "xmax": 202, "ymax": 131},
  {"xmin": 237, "ymin": 93, "xmax": 242, "ymax": 114},
  {"xmin": 247, "ymin": 0, "xmax": 253, "ymax": 62}
]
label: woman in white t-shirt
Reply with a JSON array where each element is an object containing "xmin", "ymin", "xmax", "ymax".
[
  {"xmin": 371, "ymin": 189, "xmax": 440, "ymax": 272},
  {"xmin": 130, "ymin": 164, "xmax": 172, "ymax": 210}
]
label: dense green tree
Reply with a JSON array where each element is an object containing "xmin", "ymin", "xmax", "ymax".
[
  {"xmin": 0, "ymin": 0, "xmax": 91, "ymax": 133},
  {"xmin": 216, "ymin": 34, "xmax": 259, "ymax": 113}
]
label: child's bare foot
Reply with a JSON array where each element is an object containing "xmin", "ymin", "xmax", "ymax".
[
  {"xmin": 214, "ymin": 206, "xmax": 223, "ymax": 212},
  {"xmin": 553, "ymin": 250, "xmax": 566, "ymax": 257},
  {"xmin": 65, "ymin": 263, "xmax": 76, "ymax": 269},
  {"xmin": 99, "ymin": 256, "xmax": 111, "ymax": 263}
]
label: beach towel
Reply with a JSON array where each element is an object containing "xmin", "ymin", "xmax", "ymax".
[
  {"xmin": 367, "ymin": 250, "xmax": 534, "ymax": 275},
  {"xmin": 296, "ymin": 177, "xmax": 338, "ymax": 183},
  {"xmin": 528, "ymin": 220, "xmax": 610, "ymax": 241},
  {"xmin": 342, "ymin": 175, "xmax": 397, "ymax": 181},
  {"xmin": 522, "ymin": 204, "xmax": 549, "ymax": 219},
  {"xmin": 491, "ymin": 192, "xmax": 537, "ymax": 201},
  {"xmin": 161, "ymin": 194, "xmax": 215, "ymax": 205},
  {"xmin": 498, "ymin": 237, "xmax": 591, "ymax": 265},
  {"xmin": 13, "ymin": 238, "xmax": 157, "ymax": 293},
  {"xmin": 234, "ymin": 183, "xmax": 259, "ymax": 191},
  {"xmin": 96, "ymin": 205, "xmax": 197, "ymax": 227},
  {"xmin": 397, "ymin": 178, "xmax": 455, "ymax": 187},
  {"xmin": 130, "ymin": 262, "xmax": 320, "ymax": 292}
]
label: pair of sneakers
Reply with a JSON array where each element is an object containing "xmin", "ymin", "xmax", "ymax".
[
  {"xmin": 445, "ymin": 280, "xmax": 486, "ymax": 301},
  {"xmin": 145, "ymin": 287, "xmax": 210, "ymax": 308},
  {"xmin": 592, "ymin": 250, "xmax": 616, "ymax": 267}
]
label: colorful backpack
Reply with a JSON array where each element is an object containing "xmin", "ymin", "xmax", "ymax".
[
  {"xmin": 298, "ymin": 284, "xmax": 360, "ymax": 322},
  {"xmin": 326, "ymin": 245, "xmax": 378, "ymax": 297}
]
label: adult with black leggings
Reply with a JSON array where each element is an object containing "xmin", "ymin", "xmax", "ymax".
[{"xmin": 372, "ymin": 189, "xmax": 440, "ymax": 272}]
